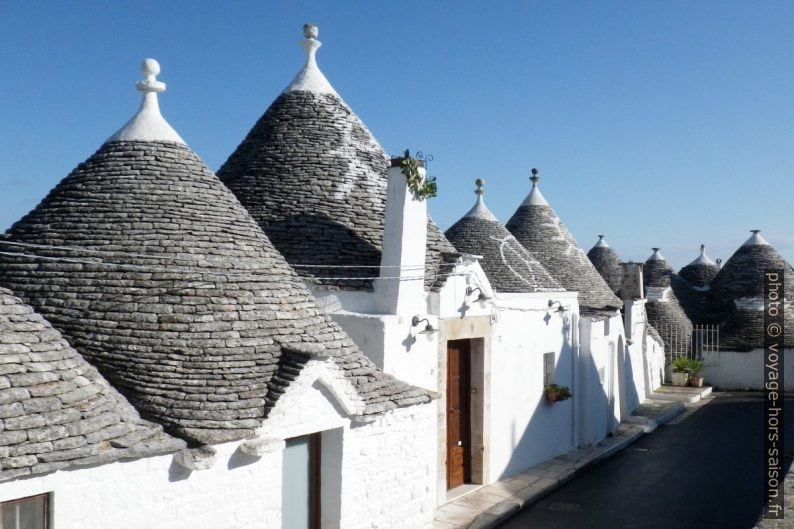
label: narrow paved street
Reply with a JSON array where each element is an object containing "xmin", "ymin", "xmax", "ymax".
[{"xmin": 498, "ymin": 393, "xmax": 794, "ymax": 529}]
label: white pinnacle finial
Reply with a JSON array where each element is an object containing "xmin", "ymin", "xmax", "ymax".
[
  {"xmin": 463, "ymin": 178, "xmax": 498, "ymax": 221},
  {"xmin": 594, "ymin": 235, "xmax": 609, "ymax": 248},
  {"xmin": 107, "ymin": 58, "xmax": 185, "ymax": 145},
  {"xmin": 284, "ymin": 23, "xmax": 338, "ymax": 95},
  {"xmin": 742, "ymin": 229, "xmax": 770, "ymax": 247},
  {"xmin": 689, "ymin": 244, "xmax": 715, "ymax": 266},
  {"xmin": 303, "ymin": 23, "xmax": 319, "ymax": 39},
  {"xmin": 136, "ymin": 58, "xmax": 165, "ymax": 93},
  {"xmin": 521, "ymin": 167, "xmax": 549, "ymax": 206},
  {"xmin": 648, "ymin": 248, "xmax": 665, "ymax": 261}
]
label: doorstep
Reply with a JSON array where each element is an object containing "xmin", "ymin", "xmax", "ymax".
[
  {"xmin": 432, "ymin": 389, "xmax": 691, "ymax": 529},
  {"xmin": 652, "ymin": 384, "xmax": 712, "ymax": 404},
  {"xmin": 432, "ymin": 424, "xmax": 644, "ymax": 529}
]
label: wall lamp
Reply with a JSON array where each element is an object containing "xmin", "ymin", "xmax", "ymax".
[
  {"xmin": 466, "ymin": 286, "xmax": 492, "ymax": 303},
  {"xmin": 411, "ymin": 316, "xmax": 438, "ymax": 335},
  {"xmin": 548, "ymin": 300, "xmax": 566, "ymax": 314}
]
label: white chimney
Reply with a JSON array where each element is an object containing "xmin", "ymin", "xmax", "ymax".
[{"xmin": 375, "ymin": 157, "xmax": 428, "ymax": 314}]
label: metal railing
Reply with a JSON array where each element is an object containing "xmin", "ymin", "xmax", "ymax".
[{"xmin": 659, "ymin": 323, "xmax": 719, "ymax": 364}]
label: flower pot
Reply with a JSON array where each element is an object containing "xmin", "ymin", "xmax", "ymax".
[
  {"xmin": 545, "ymin": 391, "xmax": 558, "ymax": 403},
  {"xmin": 689, "ymin": 375, "xmax": 704, "ymax": 388},
  {"xmin": 671, "ymin": 371, "xmax": 689, "ymax": 386}
]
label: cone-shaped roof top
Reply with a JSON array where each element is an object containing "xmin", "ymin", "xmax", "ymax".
[
  {"xmin": 505, "ymin": 170, "xmax": 622, "ymax": 310},
  {"xmin": 645, "ymin": 292, "xmax": 694, "ymax": 350},
  {"xmin": 644, "ymin": 248, "xmax": 674, "ymax": 288},
  {"xmin": 712, "ymin": 230, "xmax": 794, "ymax": 300},
  {"xmin": 678, "ymin": 245, "xmax": 718, "ymax": 288},
  {"xmin": 642, "ymin": 248, "xmax": 694, "ymax": 347},
  {"xmin": 445, "ymin": 180, "xmax": 563, "ymax": 293},
  {"xmin": 0, "ymin": 288, "xmax": 183, "ymax": 482},
  {"xmin": 0, "ymin": 59, "xmax": 429, "ymax": 444},
  {"xmin": 217, "ymin": 25, "xmax": 455, "ymax": 291},
  {"xmin": 587, "ymin": 235, "xmax": 623, "ymax": 295}
]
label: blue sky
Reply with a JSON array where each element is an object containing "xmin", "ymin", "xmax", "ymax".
[{"xmin": 1, "ymin": 1, "xmax": 792, "ymax": 270}]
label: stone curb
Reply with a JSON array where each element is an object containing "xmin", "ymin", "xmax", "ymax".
[{"xmin": 463, "ymin": 405, "xmax": 687, "ymax": 529}]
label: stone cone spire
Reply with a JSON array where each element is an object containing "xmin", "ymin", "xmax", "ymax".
[
  {"xmin": 0, "ymin": 58, "xmax": 429, "ymax": 444},
  {"xmin": 446, "ymin": 179, "xmax": 563, "ymax": 293},
  {"xmin": 506, "ymin": 169, "xmax": 622, "ymax": 311},
  {"xmin": 587, "ymin": 235, "xmax": 623, "ymax": 295},
  {"xmin": 217, "ymin": 24, "xmax": 456, "ymax": 292}
]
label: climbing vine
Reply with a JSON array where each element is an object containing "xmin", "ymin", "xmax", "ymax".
[{"xmin": 399, "ymin": 149, "xmax": 437, "ymax": 200}]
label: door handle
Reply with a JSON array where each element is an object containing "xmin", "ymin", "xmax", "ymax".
[{"xmin": 457, "ymin": 440, "xmax": 463, "ymax": 446}]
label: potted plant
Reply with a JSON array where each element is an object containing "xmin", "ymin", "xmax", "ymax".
[
  {"xmin": 544, "ymin": 384, "xmax": 572, "ymax": 403},
  {"xmin": 688, "ymin": 359, "xmax": 705, "ymax": 387},
  {"xmin": 671, "ymin": 357, "xmax": 690, "ymax": 386}
]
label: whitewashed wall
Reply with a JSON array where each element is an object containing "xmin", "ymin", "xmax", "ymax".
[
  {"xmin": 329, "ymin": 311, "xmax": 438, "ymax": 392},
  {"xmin": 622, "ymin": 299, "xmax": 664, "ymax": 405},
  {"xmin": 577, "ymin": 314, "xmax": 625, "ymax": 446},
  {"xmin": 340, "ymin": 404, "xmax": 436, "ymax": 529},
  {"xmin": 486, "ymin": 292, "xmax": 579, "ymax": 481},
  {"xmin": 0, "ymin": 359, "xmax": 437, "ymax": 529},
  {"xmin": 702, "ymin": 348, "xmax": 793, "ymax": 391},
  {"xmin": 0, "ymin": 440, "xmax": 281, "ymax": 529}
]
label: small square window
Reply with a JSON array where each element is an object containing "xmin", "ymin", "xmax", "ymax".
[
  {"xmin": 1, "ymin": 494, "xmax": 49, "ymax": 529},
  {"xmin": 543, "ymin": 352, "xmax": 555, "ymax": 386}
]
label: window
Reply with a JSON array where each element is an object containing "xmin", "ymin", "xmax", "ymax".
[
  {"xmin": 1, "ymin": 494, "xmax": 49, "ymax": 529},
  {"xmin": 543, "ymin": 352, "xmax": 555, "ymax": 386}
]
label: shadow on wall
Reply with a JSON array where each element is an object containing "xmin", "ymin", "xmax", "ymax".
[{"xmin": 498, "ymin": 330, "xmax": 643, "ymax": 480}]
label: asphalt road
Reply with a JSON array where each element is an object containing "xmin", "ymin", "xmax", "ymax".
[{"xmin": 498, "ymin": 393, "xmax": 794, "ymax": 529}]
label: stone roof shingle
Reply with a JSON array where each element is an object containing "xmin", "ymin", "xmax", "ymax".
[
  {"xmin": 586, "ymin": 236, "xmax": 623, "ymax": 295},
  {"xmin": 0, "ymin": 140, "xmax": 430, "ymax": 445},
  {"xmin": 444, "ymin": 181, "xmax": 563, "ymax": 293},
  {"xmin": 216, "ymin": 39, "xmax": 455, "ymax": 292},
  {"xmin": 505, "ymin": 173, "xmax": 621, "ymax": 310},
  {"xmin": 0, "ymin": 288, "xmax": 183, "ymax": 482}
]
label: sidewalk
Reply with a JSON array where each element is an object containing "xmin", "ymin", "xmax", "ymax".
[{"xmin": 433, "ymin": 385, "xmax": 713, "ymax": 529}]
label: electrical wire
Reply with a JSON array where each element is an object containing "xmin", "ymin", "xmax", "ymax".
[
  {"xmin": 0, "ymin": 250, "xmax": 466, "ymax": 283},
  {"xmin": 0, "ymin": 240, "xmax": 455, "ymax": 271}
]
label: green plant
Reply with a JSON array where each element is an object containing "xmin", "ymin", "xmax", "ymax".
[
  {"xmin": 672, "ymin": 356, "xmax": 690, "ymax": 373},
  {"xmin": 398, "ymin": 149, "xmax": 437, "ymax": 200},
  {"xmin": 544, "ymin": 384, "xmax": 572, "ymax": 401},
  {"xmin": 687, "ymin": 359, "xmax": 704, "ymax": 377}
]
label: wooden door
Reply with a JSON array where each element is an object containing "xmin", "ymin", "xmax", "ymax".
[{"xmin": 446, "ymin": 339, "xmax": 471, "ymax": 489}]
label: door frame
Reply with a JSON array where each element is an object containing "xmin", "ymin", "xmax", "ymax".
[{"xmin": 435, "ymin": 316, "xmax": 490, "ymax": 504}]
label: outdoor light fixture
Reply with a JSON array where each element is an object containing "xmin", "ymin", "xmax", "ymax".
[
  {"xmin": 466, "ymin": 286, "xmax": 492, "ymax": 303},
  {"xmin": 548, "ymin": 300, "xmax": 566, "ymax": 313},
  {"xmin": 411, "ymin": 315, "xmax": 437, "ymax": 335}
]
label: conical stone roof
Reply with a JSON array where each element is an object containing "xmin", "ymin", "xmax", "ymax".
[
  {"xmin": 711, "ymin": 231, "xmax": 794, "ymax": 349},
  {"xmin": 216, "ymin": 25, "xmax": 455, "ymax": 291},
  {"xmin": 678, "ymin": 245, "xmax": 718, "ymax": 288},
  {"xmin": 0, "ymin": 59, "xmax": 429, "ymax": 445},
  {"xmin": 712, "ymin": 231, "xmax": 794, "ymax": 300},
  {"xmin": 444, "ymin": 180, "xmax": 563, "ymax": 293},
  {"xmin": 505, "ymin": 170, "xmax": 622, "ymax": 310},
  {"xmin": 0, "ymin": 288, "xmax": 182, "ymax": 482},
  {"xmin": 640, "ymin": 248, "xmax": 693, "ymax": 348},
  {"xmin": 643, "ymin": 248, "xmax": 673, "ymax": 288},
  {"xmin": 587, "ymin": 236, "xmax": 623, "ymax": 295}
]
